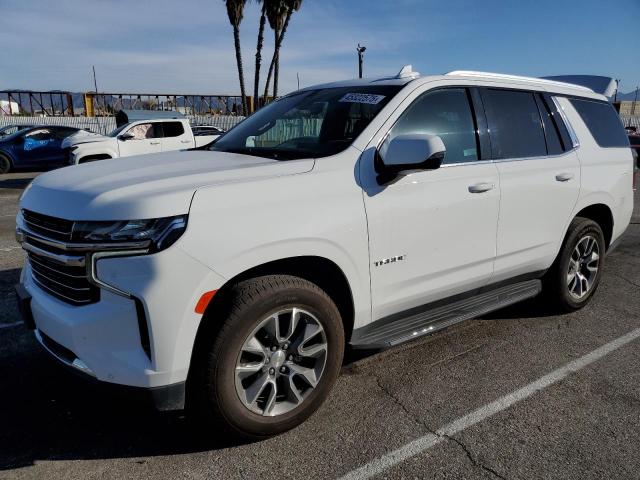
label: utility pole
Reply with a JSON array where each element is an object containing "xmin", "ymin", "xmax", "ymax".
[
  {"xmin": 92, "ymin": 65, "xmax": 106, "ymax": 134},
  {"xmin": 614, "ymin": 79, "xmax": 620, "ymax": 102},
  {"xmin": 357, "ymin": 44, "xmax": 366, "ymax": 78},
  {"xmin": 297, "ymin": 72, "xmax": 300, "ymax": 90},
  {"xmin": 632, "ymin": 86, "xmax": 639, "ymax": 116}
]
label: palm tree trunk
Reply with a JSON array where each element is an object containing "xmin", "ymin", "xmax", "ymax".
[
  {"xmin": 233, "ymin": 24, "xmax": 248, "ymax": 116},
  {"xmin": 253, "ymin": 5, "xmax": 267, "ymax": 111},
  {"xmin": 262, "ymin": 7, "xmax": 293, "ymax": 103}
]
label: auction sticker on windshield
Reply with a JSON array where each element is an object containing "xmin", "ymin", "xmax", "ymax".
[{"xmin": 339, "ymin": 93, "xmax": 386, "ymax": 105}]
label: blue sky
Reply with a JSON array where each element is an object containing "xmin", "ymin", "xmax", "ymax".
[{"xmin": 1, "ymin": 0, "xmax": 639, "ymax": 95}]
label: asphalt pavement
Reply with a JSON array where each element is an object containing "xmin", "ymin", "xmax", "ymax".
[{"xmin": 1, "ymin": 172, "xmax": 639, "ymax": 480}]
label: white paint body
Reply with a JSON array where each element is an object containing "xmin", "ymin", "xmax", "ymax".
[
  {"xmin": 18, "ymin": 72, "xmax": 634, "ymax": 391},
  {"xmin": 62, "ymin": 118, "xmax": 218, "ymax": 165}
]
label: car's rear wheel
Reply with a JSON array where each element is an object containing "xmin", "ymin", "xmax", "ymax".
[
  {"xmin": 189, "ymin": 275, "xmax": 344, "ymax": 440},
  {"xmin": 0, "ymin": 155, "xmax": 11, "ymax": 174},
  {"xmin": 543, "ymin": 217, "xmax": 605, "ymax": 311}
]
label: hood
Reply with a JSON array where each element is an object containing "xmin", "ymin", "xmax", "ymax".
[
  {"xmin": 20, "ymin": 150, "xmax": 314, "ymax": 220},
  {"xmin": 62, "ymin": 130, "xmax": 112, "ymax": 148}
]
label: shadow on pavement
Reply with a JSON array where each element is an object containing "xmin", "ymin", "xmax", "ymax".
[
  {"xmin": 0, "ymin": 177, "xmax": 34, "ymax": 190},
  {"xmin": 0, "ymin": 331, "xmax": 250, "ymax": 470}
]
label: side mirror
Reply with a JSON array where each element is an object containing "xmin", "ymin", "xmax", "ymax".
[
  {"xmin": 118, "ymin": 132, "xmax": 135, "ymax": 141},
  {"xmin": 377, "ymin": 134, "xmax": 445, "ymax": 181}
]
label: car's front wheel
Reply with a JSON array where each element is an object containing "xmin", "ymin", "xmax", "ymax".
[{"xmin": 189, "ymin": 275, "xmax": 344, "ymax": 440}]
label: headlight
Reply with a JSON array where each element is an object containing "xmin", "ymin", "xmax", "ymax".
[{"xmin": 72, "ymin": 215, "xmax": 187, "ymax": 252}]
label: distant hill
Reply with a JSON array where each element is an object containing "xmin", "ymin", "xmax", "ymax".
[{"xmin": 616, "ymin": 91, "xmax": 639, "ymax": 101}]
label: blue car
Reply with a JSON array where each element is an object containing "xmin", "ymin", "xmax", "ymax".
[{"xmin": 0, "ymin": 125, "xmax": 80, "ymax": 173}]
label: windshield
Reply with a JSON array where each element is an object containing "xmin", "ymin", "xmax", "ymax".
[
  {"xmin": 210, "ymin": 86, "xmax": 402, "ymax": 160},
  {"xmin": 108, "ymin": 124, "xmax": 129, "ymax": 137}
]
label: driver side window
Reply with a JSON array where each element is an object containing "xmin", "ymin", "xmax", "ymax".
[
  {"xmin": 126, "ymin": 123, "xmax": 159, "ymax": 140},
  {"xmin": 384, "ymin": 88, "xmax": 479, "ymax": 165}
]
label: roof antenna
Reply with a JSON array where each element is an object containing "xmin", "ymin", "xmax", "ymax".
[{"xmin": 396, "ymin": 65, "xmax": 420, "ymax": 79}]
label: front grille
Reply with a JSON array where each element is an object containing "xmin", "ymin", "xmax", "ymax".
[
  {"xmin": 23, "ymin": 209, "xmax": 73, "ymax": 242},
  {"xmin": 28, "ymin": 251, "xmax": 99, "ymax": 305}
]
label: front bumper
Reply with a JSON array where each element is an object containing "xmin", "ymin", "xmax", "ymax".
[
  {"xmin": 34, "ymin": 326, "xmax": 186, "ymax": 411},
  {"xmin": 17, "ymin": 241, "xmax": 225, "ymax": 405}
]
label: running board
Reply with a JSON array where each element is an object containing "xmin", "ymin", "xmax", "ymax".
[{"xmin": 350, "ymin": 280, "xmax": 542, "ymax": 349}]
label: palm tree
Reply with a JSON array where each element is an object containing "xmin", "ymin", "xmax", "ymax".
[
  {"xmin": 224, "ymin": 0, "xmax": 249, "ymax": 116},
  {"xmin": 262, "ymin": 0, "xmax": 302, "ymax": 103},
  {"xmin": 253, "ymin": 0, "xmax": 267, "ymax": 110}
]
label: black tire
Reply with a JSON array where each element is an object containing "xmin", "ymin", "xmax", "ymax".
[
  {"xmin": 543, "ymin": 217, "xmax": 605, "ymax": 312},
  {"xmin": 188, "ymin": 274, "xmax": 345, "ymax": 440},
  {"xmin": 0, "ymin": 154, "xmax": 11, "ymax": 174}
]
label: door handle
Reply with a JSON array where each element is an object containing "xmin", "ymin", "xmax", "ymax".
[
  {"xmin": 180, "ymin": 140, "xmax": 190, "ymax": 144},
  {"xmin": 555, "ymin": 173, "xmax": 574, "ymax": 182},
  {"xmin": 150, "ymin": 141, "xmax": 160, "ymax": 145},
  {"xmin": 468, "ymin": 182, "xmax": 495, "ymax": 193}
]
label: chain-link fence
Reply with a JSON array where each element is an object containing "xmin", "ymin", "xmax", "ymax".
[{"xmin": 0, "ymin": 115, "xmax": 245, "ymax": 134}]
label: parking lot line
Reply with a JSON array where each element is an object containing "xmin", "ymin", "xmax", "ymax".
[{"xmin": 339, "ymin": 326, "xmax": 640, "ymax": 480}]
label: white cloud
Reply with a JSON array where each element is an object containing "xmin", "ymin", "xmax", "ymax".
[{"xmin": 0, "ymin": 0, "xmax": 430, "ymax": 94}]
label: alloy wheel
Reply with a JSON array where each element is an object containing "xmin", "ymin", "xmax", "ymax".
[
  {"xmin": 234, "ymin": 307, "xmax": 328, "ymax": 417},
  {"xmin": 567, "ymin": 235, "xmax": 600, "ymax": 299}
]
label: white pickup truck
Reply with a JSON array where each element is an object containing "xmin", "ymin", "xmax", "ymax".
[{"xmin": 62, "ymin": 117, "xmax": 221, "ymax": 164}]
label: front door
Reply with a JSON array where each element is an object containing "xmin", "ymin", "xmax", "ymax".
[
  {"xmin": 15, "ymin": 128, "xmax": 58, "ymax": 167},
  {"xmin": 118, "ymin": 122, "xmax": 162, "ymax": 157},
  {"xmin": 361, "ymin": 87, "xmax": 500, "ymax": 321}
]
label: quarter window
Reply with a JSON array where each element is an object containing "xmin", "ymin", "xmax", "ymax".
[
  {"xmin": 569, "ymin": 98, "xmax": 629, "ymax": 148},
  {"xmin": 481, "ymin": 89, "xmax": 547, "ymax": 159},
  {"xmin": 384, "ymin": 88, "xmax": 479, "ymax": 165}
]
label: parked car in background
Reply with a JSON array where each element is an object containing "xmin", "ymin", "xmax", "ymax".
[
  {"xmin": 15, "ymin": 69, "xmax": 634, "ymax": 439},
  {"xmin": 192, "ymin": 125, "xmax": 225, "ymax": 137},
  {"xmin": 627, "ymin": 132, "xmax": 640, "ymax": 168},
  {"xmin": 0, "ymin": 125, "xmax": 79, "ymax": 173},
  {"xmin": 62, "ymin": 112, "xmax": 221, "ymax": 164},
  {"xmin": 0, "ymin": 124, "xmax": 34, "ymax": 138}
]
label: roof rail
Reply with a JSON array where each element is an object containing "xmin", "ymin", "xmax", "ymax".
[{"xmin": 445, "ymin": 70, "xmax": 594, "ymax": 93}]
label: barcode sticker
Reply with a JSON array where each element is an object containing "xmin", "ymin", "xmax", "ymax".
[{"xmin": 339, "ymin": 93, "xmax": 386, "ymax": 105}]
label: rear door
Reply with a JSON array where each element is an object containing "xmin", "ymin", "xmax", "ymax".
[
  {"xmin": 118, "ymin": 122, "xmax": 162, "ymax": 157},
  {"xmin": 480, "ymin": 88, "xmax": 581, "ymax": 282},
  {"xmin": 160, "ymin": 121, "xmax": 192, "ymax": 151}
]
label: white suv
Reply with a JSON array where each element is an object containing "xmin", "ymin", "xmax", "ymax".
[{"xmin": 15, "ymin": 68, "xmax": 634, "ymax": 439}]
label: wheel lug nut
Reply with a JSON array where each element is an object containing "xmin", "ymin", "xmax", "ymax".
[
  {"xmin": 269, "ymin": 367, "xmax": 275, "ymax": 375},
  {"xmin": 283, "ymin": 342, "xmax": 290, "ymax": 349},
  {"xmin": 287, "ymin": 355, "xmax": 293, "ymax": 361},
  {"xmin": 280, "ymin": 366, "xmax": 287, "ymax": 373},
  {"xmin": 271, "ymin": 346, "xmax": 277, "ymax": 352}
]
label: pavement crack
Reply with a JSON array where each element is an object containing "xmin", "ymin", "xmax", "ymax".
[
  {"xmin": 443, "ymin": 434, "xmax": 507, "ymax": 480},
  {"xmin": 373, "ymin": 374, "xmax": 507, "ymax": 479},
  {"xmin": 373, "ymin": 374, "xmax": 427, "ymax": 431},
  {"xmin": 612, "ymin": 272, "xmax": 640, "ymax": 289}
]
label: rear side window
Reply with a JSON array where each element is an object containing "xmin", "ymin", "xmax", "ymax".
[
  {"xmin": 481, "ymin": 89, "xmax": 547, "ymax": 159},
  {"xmin": 162, "ymin": 121, "xmax": 185, "ymax": 138},
  {"xmin": 569, "ymin": 98, "xmax": 629, "ymax": 148},
  {"xmin": 384, "ymin": 88, "xmax": 479, "ymax": 165}
]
